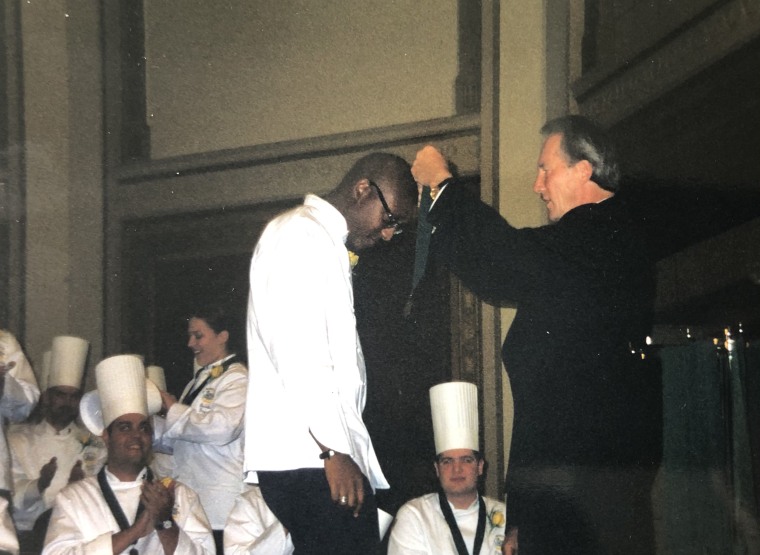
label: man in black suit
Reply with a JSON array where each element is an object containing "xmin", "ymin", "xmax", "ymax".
[{"xmin": 412, "ymin": 116, "xmax": 662, "ymax": 555}]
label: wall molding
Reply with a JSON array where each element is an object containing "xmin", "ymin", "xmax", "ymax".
[
  {"xmin": 574, "ymin": 0, "xmax": 760, "ymax": 126},
  {"xmin": 114, "ymin": 114, "xmax": 480, "ymax": 185}
]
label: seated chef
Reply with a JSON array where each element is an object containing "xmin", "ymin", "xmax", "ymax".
[
  {"xmin": 9, "ymin": 335, "xmax": 107, "ymax": 551},
  {"xmin": 42, "ymin": 354, "xmax": 215, "ymax": 555},
  {"xmin": 388, "ymin": 381, "xmax": 511, "ymax": 555}
]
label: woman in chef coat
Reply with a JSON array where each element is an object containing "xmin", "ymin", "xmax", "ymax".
[{"xmin": 153, "ymin": 305, "xmax": 247, "ymax": 554}]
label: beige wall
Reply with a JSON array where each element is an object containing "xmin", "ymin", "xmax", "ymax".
[
  {"xmin": 19, "ymin": 0, "xmax": 104, "ymax": 379},
  {"xmin": 144, "ymin": 0, "xmax": 459, "ymax": 158},
  {"xmin": 495, "ymin": 0, "xmax": 550, "ymax": 474},
  {"xmin": 21, "ymin": 2, "xmax": 70, "ymax": 364}
]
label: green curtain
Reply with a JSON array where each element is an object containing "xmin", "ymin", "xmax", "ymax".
[
  {"xmin": 726, "ymin": 338, "xmax": 760, "ymax": 553},
  {"xmin": 659, "ymin": 338, "xmax": 760, "ymax": 554}
]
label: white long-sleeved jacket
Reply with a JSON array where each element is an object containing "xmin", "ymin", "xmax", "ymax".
[
  {"xmin": 388, "ymin": 494, "xmax": 507, "ymax": 555},
  {"xmin": 42, "ymin": 467, "xmax": 214, "ymax": 554},
  {"xmin": 223, "ymin": 487, "xmax": 294, "ymax": 555},
  {"xmin": 0, "ymin": 330, "xmax": 40, "ymax": 491},
  {"xmin": 9, "ymin": 420, "xmax": 106, "ymax": 530},
  {"xmin": 244, "ymin": 195, "xmax": 388, "ymax": 491},
  {"xmin": 153, "ymin": 356, "xmax": 247, "ymax": 528}
]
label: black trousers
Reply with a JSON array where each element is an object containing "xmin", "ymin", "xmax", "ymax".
[{"xmin": 258, "ymin": 468, "xmax": 379, "ymax": 555}]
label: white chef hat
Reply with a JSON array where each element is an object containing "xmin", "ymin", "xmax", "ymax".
[
  {"xmin": 145, "ymin": 365, "xmax": 167, "ymax": 391},
  {"xmin": 38, "ymin": 349, "xmax": 52, "ymax": 391},
  {"xmin": 430, "ymin": 381, "xmax": 479, "ymax": 455},
  {"xmin": 48, "ymin": 335, "xmax": 89, "ymax": 390},
  {"xmin": 123, "ymin": 353, "xmax": 145, "ymax": 364},
  {"xmin": 79, "ymin": 354, "xmax": 162, "ymax": 435}
]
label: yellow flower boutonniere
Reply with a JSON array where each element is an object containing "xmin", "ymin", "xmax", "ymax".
[
  {"xmin": 159, "ymin": 477, "xmax": 175, "ymax": 489},
  {"xmin": 348, "ymin": 250, "xmax": 359, "ymax": 269},
  {"xmin": 78, "ymin": 432, "xmax": 96, "ymax": 452},
  {"xmin": 488, "ymin": 507, "xmax": 506, "ymax": 530},
  {"xmin": 209, "ymin": 364, "xmax": 224, "ymax": 379}
]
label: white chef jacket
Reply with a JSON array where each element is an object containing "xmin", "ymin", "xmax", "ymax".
[
  {"xmin": 223, "ymin": 486, "xmax": 294, "ymax": 555},
  {"xmin": 244, "ymin": 194, "xmax": 388, "ymax": 491},
  {"xmin": 9, "ymin": 420, "xmax": 107, "ymax": 530},
  {"xmin": 388, "ymin": 493, "xmax": 507, "ymax": 555},
  {"xmin": 0, "ymin": 496, "xmax": 19, "ymax": 555},
  {"xmin": 152, "ymin": 356, "xmax": 247, "ymax": 529},
  {"xmin": 42, "ymin": 466, "xmax": 214, "ymax": 554},
  {"xmin": 0, "ymin": 330, "xmax": 41, "ymax": 491}
]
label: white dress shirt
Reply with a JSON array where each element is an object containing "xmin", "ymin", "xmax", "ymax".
[
  {"xmin": 9, "ymin": 420, "xmax": 107, "ymax": 530},
  {"xmin": 388, "ymin": 494, "xmax": 507, "ymax": 555},
  {"xmin": 244, "ymin": 194, "xmax": 388, "ymax": 491},
  {"xmin": 0, "ymin": 330, "xmax": 41, "ymax": 491},
  {"xmin": 223, "ymin": 486, "xmax": 294, "ymax": 555},
  {"xmin": 152, "ymin": 356, "xmax": 247, "ymax": 529},
  {"xmin": 42, "ymin": 466, "xmax": 215, "ymax": 554}
]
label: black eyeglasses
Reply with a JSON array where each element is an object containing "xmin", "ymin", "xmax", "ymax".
[{"xmin": 368, "ymin": 180, "xmax": 403, "ymax": 235}]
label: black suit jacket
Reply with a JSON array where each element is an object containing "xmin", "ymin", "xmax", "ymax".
[{"xmin": 428, "ymin": 184, "xmax": 661, "ymax": 469}]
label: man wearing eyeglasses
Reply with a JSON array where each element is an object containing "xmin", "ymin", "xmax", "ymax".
[
  {"xmin": 244, "ymin": 152, "xmax": 417, "ymax": 555},
  {"xmin": 388, "ymin": 382, "xmax": 510, "ymax": 555}
]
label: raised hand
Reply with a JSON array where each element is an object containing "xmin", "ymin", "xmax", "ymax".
[{"xmin": 411, "ymin": 145, "xmax": 453, "ymax": 193}]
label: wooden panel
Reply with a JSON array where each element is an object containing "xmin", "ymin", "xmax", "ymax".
[{"xmin": 119, "ymin": 201, "xmax": 292, "ymax": 393}]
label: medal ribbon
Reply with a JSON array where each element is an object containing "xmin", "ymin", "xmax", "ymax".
[
  {"xmin": 404, "ymin": 185, "xmax": 434, "ymax": 317},
  {"xmin": 182, "ymin": 354, "xmax": 240, "ymax": 405}
]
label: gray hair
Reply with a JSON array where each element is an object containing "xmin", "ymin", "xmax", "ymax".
[{"xmin": 541, "ymin": 115, "xmax": 620, "ymax": 192}]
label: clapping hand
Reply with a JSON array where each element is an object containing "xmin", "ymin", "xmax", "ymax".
[
  {"xmin": 130, "ymin": 479, "xmax": 175, "ymax": 539},
  {"xmin": 38, "ymin": 457, "xmax": 58, "ymax": 493},
  {"xmin": 68, "ymin": 460, "xmax": 85, "ymax": 483}
]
